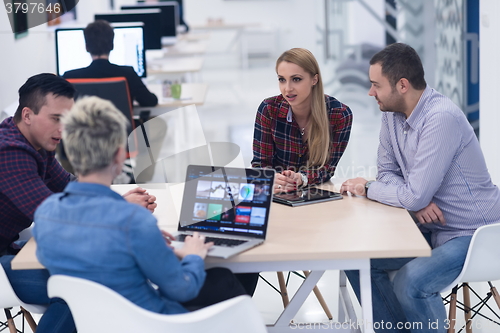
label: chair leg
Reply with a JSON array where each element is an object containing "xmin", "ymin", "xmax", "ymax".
[
  {"xmin": 4, "ymin": 308, "xmax": 18, "ymax": 333},
  {"xmin": 447, "ymin": 285, "xmax": 458, "ymax": 333},
  {"xmin": 490, "ymin": 282, "xmax": 500, "ymax": 311},
  {"xmin": 462, "ymin": 283, "xmax": 473, "ymax": 333},
  {"xmin": 303, "ymin": 271, "xmax": 333, "ymax": 320},
  {"xmin": 276, "ymin": 272, "xmax": 290, "ymax": 308},
  {"xmin": 20, "ymin": 307, "xmax": 37, "ymax": 333}
]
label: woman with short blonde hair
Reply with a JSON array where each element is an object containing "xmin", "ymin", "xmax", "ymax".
[{"xmin": 34, "ymin": 96, "xmax": 247, "ymax": 316}]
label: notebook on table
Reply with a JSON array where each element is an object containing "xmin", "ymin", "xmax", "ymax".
[
  {"xmin": 171, "ymin": 165, "xmax": 275, "ymax": 259},
  {"xmin": 273, "ymin": 187, "xmax": 342, "ymax": 207}
]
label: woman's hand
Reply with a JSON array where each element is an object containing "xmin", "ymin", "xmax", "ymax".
[
  {"xmin": 174, "ymin": 232, "xmax": 213, "ymax": 260},
  {"xmin": 160, "ymin": 230, "xmax": 176, "ymax": 249},
  {"xmin": 274, "ymin": 170, "xmax": 302, "ymax": 193}
]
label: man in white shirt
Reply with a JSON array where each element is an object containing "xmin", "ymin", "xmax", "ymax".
[{"xmin": 341, "ymin": 43, "xmax": 500, "ymax": 333}]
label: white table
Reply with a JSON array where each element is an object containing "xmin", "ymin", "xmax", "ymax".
[{"xmin": 12, "ymin": 181, "xmax": 430, "ymax": 332}]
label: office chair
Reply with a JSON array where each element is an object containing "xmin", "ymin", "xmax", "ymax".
[
  {"xmin": 65, "ymin": 77, "xmax": 137, "ymax": 138},
  {"xmin": 370, "ymin": 223, "xmax": 500, "ymax": 333},
  {"xmin": 48, "ymin": 275, "xmax": 267, "ymax": 333},
  {"xmin": 65, "ymin": 77, "xmax": 151, "ymax": 182},
  {"xmin": 440, "ymin": 223, "xmax": 500, "ymax": 333},
  {"xmin": 0, "ymin": 265, "xmax": 47, "ymax": 333},
  {"xmin": 1, "ymin": 225, "xmax": 46, "ymax": 333}
]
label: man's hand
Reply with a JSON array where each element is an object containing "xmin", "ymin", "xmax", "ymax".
[
  {"xmin": 414, "ymin": 202, "xmax": 446, "ymax": 225},
  {"xmin": 274, "ymin": 170, "xmax": 301, "ymax": 194},
  {"xmin": 123, "ymin": 187, "xmax": 157, "ymax": 213},
  {"xmin": 174, "ymin": 232, "xmax": 213, "ymax": 260},
  {"xmin": 340, "ymin": 177, "xmax": 368, "ymax": 196}
]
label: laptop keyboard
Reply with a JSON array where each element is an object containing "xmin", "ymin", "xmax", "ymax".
[{"xmin": 176, "ymin": 234, "xmax": 248, "ymax": 247}]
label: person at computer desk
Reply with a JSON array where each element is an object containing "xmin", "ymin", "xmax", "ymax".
[
  {"xmin": 63, "ymin": 20, "xmax": 158, "ymax": 107},
  {"xmin": 252, "ymin": 48, "xmax": 353, "ymax": 194},
  {"xmin": 340, "ymin": 43, "xmax": 500, "ymax": 333},
  {"xmin": 34, "ymin": 96, "xmax": 248, "ymax": 315}
]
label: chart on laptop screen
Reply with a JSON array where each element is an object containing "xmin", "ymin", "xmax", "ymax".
[{"xmin": 179, "ymin": 166, "xmax": 274, "ymax": 239}]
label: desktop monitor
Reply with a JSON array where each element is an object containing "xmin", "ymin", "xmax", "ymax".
[
  {"xmin": 122, "ymin": 2, "xmax": 179, "ymax": 45},
  {"xmin": 167, "ymin": 0, "xmax": 188, "ymax": 31},
  {"xmin": 95, "ymin": 9, "xmax": 162, "ymax": 50},
  {"xmin": 55, "ymin": 23, "xmax": 147, "ymax": 78}
]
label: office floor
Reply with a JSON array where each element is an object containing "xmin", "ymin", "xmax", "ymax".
[{"xmin": 3, "ymin": 41, "xmax": 496, "ymax": 333}]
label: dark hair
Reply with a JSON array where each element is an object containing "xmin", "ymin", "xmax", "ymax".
[
  {"xmin": 84, "ymin": 20, "xmax": 114, "ymax": 56},
  {"xmin": 370, "ymin": 43, "xmax": 426, "ymax": 90},
  {"xmin": 14, "ymin": 73, "xmax": 76, "ymax": 123}
]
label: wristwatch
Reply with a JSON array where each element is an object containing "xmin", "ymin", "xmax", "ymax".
[
  {"xmin": 299, "ymin": 172, "xmax": 308, "ymax": 188},
  {"xmin": 365, "ymin": 180, "xmax": 374, "ymax": 196}
]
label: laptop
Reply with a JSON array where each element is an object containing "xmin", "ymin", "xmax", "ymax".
[{"xmin": 171, "ymin": 165, "xmax": 275, "ymax": 259}]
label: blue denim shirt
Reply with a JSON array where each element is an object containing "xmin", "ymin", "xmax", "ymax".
[{"xmin": 33, "ymin": 182, "xmax": 206, "ymax": 314}]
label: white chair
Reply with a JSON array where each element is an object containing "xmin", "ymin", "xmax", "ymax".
[
  {"xmin": 440, "ymin": 223, "xmax": 500, "ymax": 333},
  {"xmin": 48, "ymin": 274, "xmax": 267, "ymax": 333},
  {"xmin": 0, "ymin": 265, "xmax": 47, "ymax": 332},
  {"xmin": 384, "ymin": 223, "xmax": 500, "ymax": 333}
]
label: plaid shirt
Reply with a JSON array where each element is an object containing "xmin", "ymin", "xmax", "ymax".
[
  {"xmin": 252, "ymin": 94, "xmax": 352, "ymax": 185},
  {"xmin": 0, "ymin": 117, "xmax": 73, "ymax": 253}
]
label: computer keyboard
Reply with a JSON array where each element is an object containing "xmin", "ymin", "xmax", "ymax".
[{"xmin": 176, "ymin": 234, "xmax": 247, "ymax": 247}]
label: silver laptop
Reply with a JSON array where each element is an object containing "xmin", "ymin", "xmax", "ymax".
[{"xmin": 171, "ymin": 165, "xmax": 275, "ymax": 258}]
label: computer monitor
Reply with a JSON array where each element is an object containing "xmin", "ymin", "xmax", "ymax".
[
  {"xmin": 95, "ymin": 9, "xmax": 162, "ymax": 50},
  {"xmin": 55, "ymin": 23, "xmax": 147, "ymax": 78},
  {"xmin": 138, "ymin": 0, "xmax": 188, "ymax": 32},
  {"xmin": 121, "ymin": 2, "xmax": 179, "ymax": 45}
]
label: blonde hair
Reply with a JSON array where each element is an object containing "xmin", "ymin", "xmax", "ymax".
[
  {"xmin": 276, "ymin": 48, "xmax": 330, "ymax": 167},
  {"xmin": 62, "ymin": 96, "xmax": 129, "ymax": 176}
]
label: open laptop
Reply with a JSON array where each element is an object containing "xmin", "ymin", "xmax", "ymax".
[{"xmin": 171, "ymin": 165, "xmax": 275, "ymax": 259}]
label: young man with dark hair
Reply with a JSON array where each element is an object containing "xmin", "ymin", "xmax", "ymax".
[
  {"xmin": 0, "ymin": 73, "xmax": 156, "ymax": 333},
  {"xmin": 63, "ymin": 20, "xmax": 158, "ymax": 107},
  {"xmin": 340, "ymin": 43, "xmax": 500, "ymax": 332}
]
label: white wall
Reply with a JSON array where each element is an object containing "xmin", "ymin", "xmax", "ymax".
[
  {"xmin": 479, "ymin": 0, "xmax": 500, "ymax": 185},
  {"xmin": 183, "ymin": 0, "xmax": 320, "ymax": 55},
  {"xmin": 0, "ymin": 19, "xmax": 54, "ymax": 110},
  {"xmin": 0, "ymin": 0, "xmax": 325, "ymax": 110},
  {"xmin": 0, "ymin": 0, "xmax": 111, "ymax": 110}
]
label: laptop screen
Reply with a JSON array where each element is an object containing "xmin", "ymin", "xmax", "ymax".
[{"xmin": 179, "ymin": 165, "xmax": 275, "ymax": 239}]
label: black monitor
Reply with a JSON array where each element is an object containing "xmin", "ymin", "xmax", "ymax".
[
  {"xmin": 122, "ymin": 2, "xmax": 178, "ymax": 45},
  {"xmin": 95, "ymin": 9, "xmax": 162, "ymax": 50},
  {"xmin": 55, "ymin": 23, "xmax": 147, "ymax": 78},
  {"xmin": 139, "ymin": 0, "xmax": 188, "ymax": 32}
]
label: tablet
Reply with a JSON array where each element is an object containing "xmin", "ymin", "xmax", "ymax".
[{"xmin": 273, "ymin": 187, "xmax": 343, "ymax": 207}]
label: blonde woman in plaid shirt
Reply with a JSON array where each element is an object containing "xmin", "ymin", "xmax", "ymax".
[{"xmin": 252, "ymin": 48, "xmax": 353, "ymax": 193}]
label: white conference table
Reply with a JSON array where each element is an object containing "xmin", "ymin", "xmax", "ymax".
[{"xmin": 12, "ymin": 181, "xmax": 430, "ymax": 332}]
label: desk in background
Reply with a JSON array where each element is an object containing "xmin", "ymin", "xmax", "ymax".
[
  {"xmin": 163, "ymin": 40, "xmax": 208, "ymax": 57},
  {"xmin": 135, "ymin": 83, "xmax": 208, "ymax": 117},
  {"xmin": 177, "ymin": 32, "xmax": 211, "ymax": 43},
  {"xmin": 147, "ymin": 56, "xmax": 204, "ymax": 82},
  {"xmin": 12, "ymin": 181, "xmax": 430, "ymax": 332}
]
